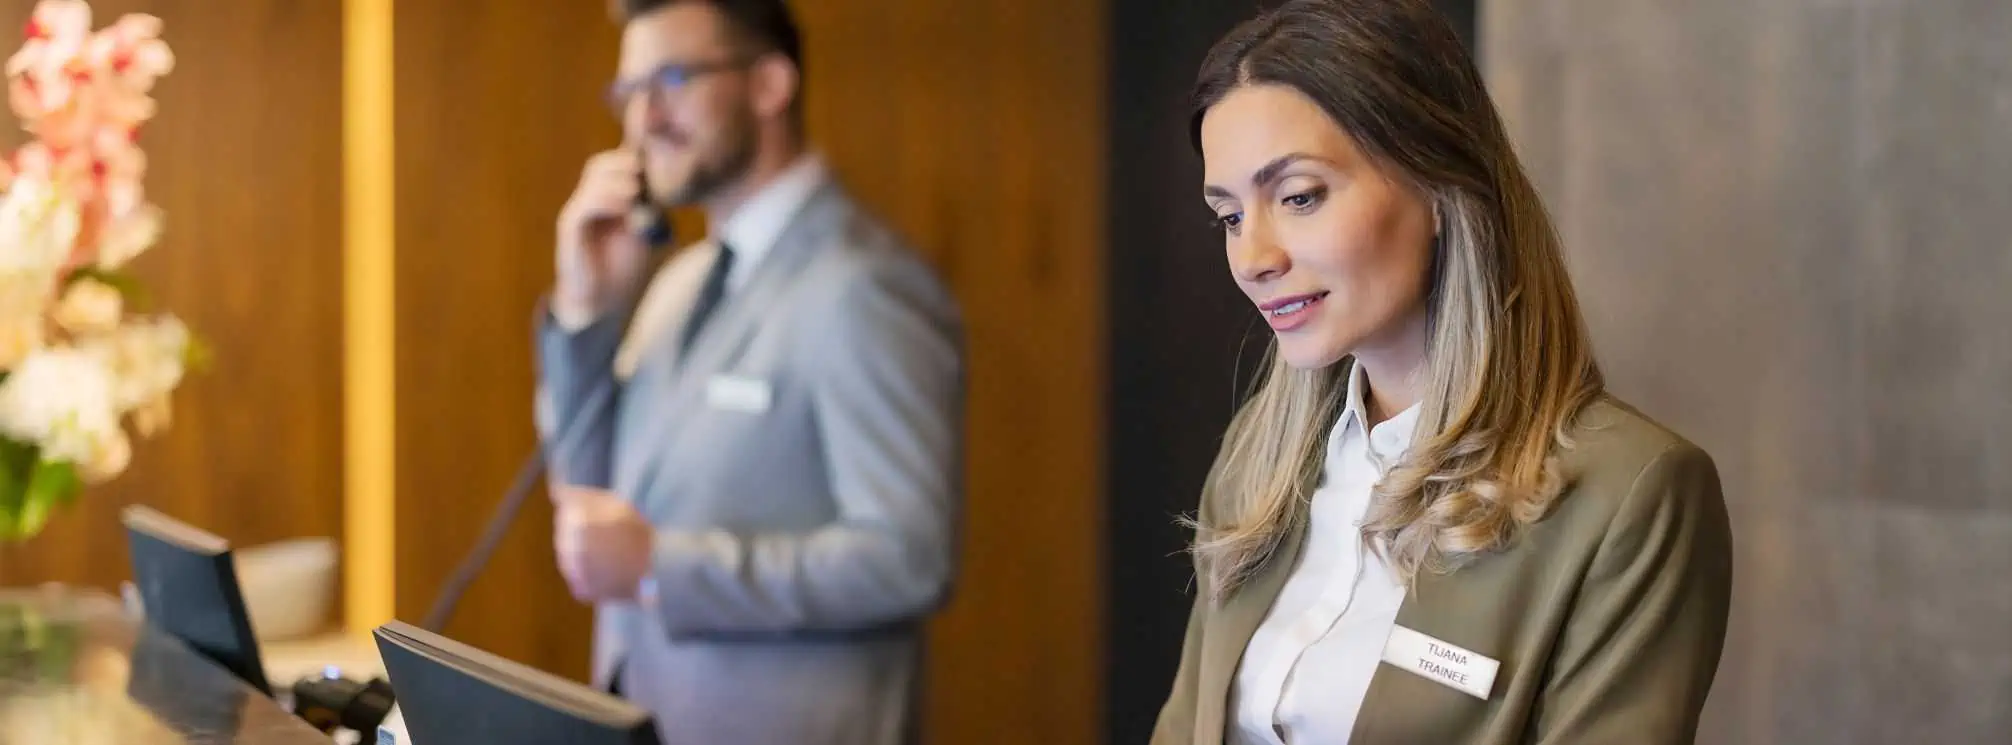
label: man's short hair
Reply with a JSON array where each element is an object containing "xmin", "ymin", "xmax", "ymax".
[{"xmin": 614, "ymin": 0, "xmax": 803, "ymax": 70}]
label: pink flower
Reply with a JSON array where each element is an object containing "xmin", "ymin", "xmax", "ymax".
[
  {"xmin": 89, "ymin": 13, "xmax": 170, "ymax": 92},
  {"xmin": 91, "ymin": 131, "xmax": 144, "ymax": 216},
  {"xmin": 6, "ymin": 1, "xmax": 160, "ymax": 145},
  {"xmin": 2, "ymin": 1, "xmax": 172, "ymax": 272},
  {"xmin": 0, "ymin": 0, "xmax": 189, "ymax": 539},
  {"xmin": 11, "ymin": 142, "xmax": 72, "ymax": 184},
  {"xmin": 6, "ymin": 0, "xmax": 92, "ymax": 119},
  {"xmin": 21, "ymin": 0, "xmax": 92, "ymax": 46}
]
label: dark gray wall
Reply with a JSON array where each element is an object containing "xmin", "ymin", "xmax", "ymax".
[
  {"xmin": 1485, "ymin": 1, "xmax": 2012, "ymax": 742},
  {"xmin": 1104, "ymin": 1, "xmax": 1264, "ymax": 740}
]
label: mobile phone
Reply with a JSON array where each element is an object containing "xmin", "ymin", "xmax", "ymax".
[{"xmin": 632, "ymin": 169, "xmax": 672, "ymax": 248}]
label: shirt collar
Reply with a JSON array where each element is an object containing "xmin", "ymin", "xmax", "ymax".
[
  {"xmin": 714, "ymin": 152, "xmax": 828, "ymax": 291},
  {"xmin": 1340, "ymin": 359, "xmax": 1422, "ymax": 464}
]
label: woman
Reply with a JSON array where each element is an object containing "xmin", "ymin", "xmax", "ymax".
[{"xmin": 1150, "ymin": 2, "xmax": 1733, "ymax": 744}]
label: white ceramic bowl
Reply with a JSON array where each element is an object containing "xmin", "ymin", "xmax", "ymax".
[{"xmin": 233, "ymin": 537, "xmax": 338, "ymax": 642}]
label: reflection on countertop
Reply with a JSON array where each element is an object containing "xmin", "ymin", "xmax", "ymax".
[{"xmin": 0, "ymin": 586, "xmax": 330, "ymax": 745}]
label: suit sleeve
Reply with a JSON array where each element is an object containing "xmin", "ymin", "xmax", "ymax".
[
  {"xmin": 1534, "ymin": 442, "xmax": 1735, "ymax": 744},
  {"xmin": 647, "ymin": 259, "xmax": 966, "ymax": 636},
  {"xmin": 533, "ymin": 295, "xmax": 632, "ymax": 489},
  {"xmin": 1150, "ymin": 590, "xmax": 1208, "ymax": 745}
]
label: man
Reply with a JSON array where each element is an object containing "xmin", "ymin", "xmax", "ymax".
[{"xmin": 534, "ymin": 1, "xmax": 965, "ymax": 743}]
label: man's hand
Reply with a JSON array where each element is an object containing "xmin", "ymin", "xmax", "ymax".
[
  {"xmin": 553, "ymin": 149, "xmax": 653, "ymax": 323},
  {"xmin": 552, "ymin": 484, "xmax": 655, "ymax": 603}
]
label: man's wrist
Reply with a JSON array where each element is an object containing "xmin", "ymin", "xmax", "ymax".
[
  {"xmin": 636, "ymin": 531, "xmax": 661, "ymax": 604},
  {"xmin": 549, "ymin": 286, "xmax": 604, "ymax": 331}
]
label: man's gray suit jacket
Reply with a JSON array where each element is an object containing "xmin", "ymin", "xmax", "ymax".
[{"xmin": 536, "ymin": 182, "xmax": 965, "ymax": 745}]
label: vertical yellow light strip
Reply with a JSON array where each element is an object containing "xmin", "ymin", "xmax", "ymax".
[{"xmin": 342, "ymin": 0, "xmax": 395, "ymax": 637}]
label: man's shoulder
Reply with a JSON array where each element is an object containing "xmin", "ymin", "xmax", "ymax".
[
  {"xmin": 800, "ymin": 194, "xmax": 956, "ymax": 312},
  {"xmin": 816, "ymin": 191, "xmax": 919, "ymax": 264},
  {"xmin": 775, "ymin": 193, "xmax": 964, "ymax": 366}
]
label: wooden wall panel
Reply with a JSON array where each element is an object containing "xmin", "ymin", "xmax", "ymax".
[
  {"xmin": 0, "ymin": 1, "xmax": 346, "ymax": 595},
  {"xmin": 390, "ymin": 4, "xmax": 618, "ymax": 679},
  {"xmin": 1487, "ymin": 0, "xmax": 2012, "ymax": 741},
  {"xmin": 792, "ymin": 4, "xmax": 1106, "ymax": 744},
  {"xmin": 795, "ymin": 4, "xmax": 1104, "ymax": 744}
]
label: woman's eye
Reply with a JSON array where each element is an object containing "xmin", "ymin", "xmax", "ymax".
[
  {"xmin": 1282, "ymin": 188, "xmax": 1325, "ymax": 212},
  {"xmin": 1213, "ymin": 212, "xmax": 1243, "ymax": 233}
]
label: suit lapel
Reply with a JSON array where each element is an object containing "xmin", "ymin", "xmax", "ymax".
[
  {"xmin": 672, "ymin": 184, "xmax": 845, "ymax": 386},
  {"xmin": 1195, "ymin": 520, "xmax": 1307, "ymax": 745},
  {"xmin": 617, "ymin": 184, "xmax": 850, "ymax": 503},
  {"xmin": 1193, "ymin": 376, "xmax": 1346, "ymax": 744},
  {"xmin": 1349, "ymin": 554, "xmax": 1469, "ymax": 742}
]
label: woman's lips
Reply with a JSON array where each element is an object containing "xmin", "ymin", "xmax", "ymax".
[{"xmin": 1259, "ymin": 291, "xmax": 1328, "ymax": 332}]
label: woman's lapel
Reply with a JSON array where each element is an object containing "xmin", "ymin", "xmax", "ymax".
[{"xmin": 1193, "ymin": 520, "xmax": 1307, "ymax": 745}]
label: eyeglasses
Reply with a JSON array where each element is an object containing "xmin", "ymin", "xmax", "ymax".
[{"xmin": 603, "ymin": 58, "xmax": 754, "ymax": 116}]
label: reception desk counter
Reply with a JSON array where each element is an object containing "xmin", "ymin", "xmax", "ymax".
[{"xmin": 0, "ymin": 586, "xmax": 330, "ymax": 745}]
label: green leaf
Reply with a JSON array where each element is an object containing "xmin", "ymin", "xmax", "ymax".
[
  {"xmin": 0, "ymin": 485, "xmax": 21, "ymax": 543},
  {"xmin": 12, "ymin": 459, "xmax": 78, "ymax": 540},
  {"xmin": 66, "ymin": 266, "xmax": 151, "ymax": 311},
  {"xmin": 31, "ymin": 459, "xmax": 79, "ymax": 505},
  {"xmin": 11, "ymin": 492, "xmax": 50, "ymax": 539},
  {"xmin": 0, "ymin": 445, "xmax": 78, "ymax": 543},
  {"xmin": 0, "ymin": 438, "xmax": 31, "ymax": 471},
  {"xmin": 0, "ymin": 440, "xmax": 30, "ymax": 542},
  {"xmin": 184, "ymin": 331, "xmax": 215, "ymax": 375}
]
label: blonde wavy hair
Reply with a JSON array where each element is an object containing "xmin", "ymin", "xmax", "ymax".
[{"xmin": 1184, "ymin": 0, "xmax": 1605, "ymax": 602}]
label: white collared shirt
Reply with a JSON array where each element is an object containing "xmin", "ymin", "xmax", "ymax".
[
  {"xmin": 610, "ymin": 154, "xmax": 828, "ymax": 378},
  {"xmin": 712, "ymin": 152, "xmax": 828, "ymax": 292},
  {"xmin": 1229, "ymin": 363, "xmax": 1419, "ymax": 745}
]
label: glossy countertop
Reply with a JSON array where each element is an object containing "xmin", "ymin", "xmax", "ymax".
[{"xmin": 0, "ymin": 586, "xmax": 331, "ymax": 745}]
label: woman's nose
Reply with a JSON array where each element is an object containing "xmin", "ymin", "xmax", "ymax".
[{"xmin": 1229, "ymin": 219, "xmax": 1288, "ymax": 284}]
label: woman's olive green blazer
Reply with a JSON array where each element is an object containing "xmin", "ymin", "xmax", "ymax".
[{"xmin": 1151, "ymin": 397, "xmax": 1734, "ymax": 744}]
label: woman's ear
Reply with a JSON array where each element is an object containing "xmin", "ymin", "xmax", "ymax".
[{"xmin": 749, "ymin": 54, "xmax": 800, "ymax": 122}]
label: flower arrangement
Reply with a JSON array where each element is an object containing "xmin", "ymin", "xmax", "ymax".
[{"xmin": 0, "ymin": 0, "xmax": 194, "ymax": 542}]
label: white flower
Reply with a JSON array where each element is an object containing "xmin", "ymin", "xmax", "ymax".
[
  {"xmin": 95, "ymin": 204, "xmax": 162, "ymax": 269},
  {"xmin": 0, "ymin": 179, "xmax": 76, "ymax": 339},
  {"xmin": 0, "ymin": 315, "xmax": 44, "ymax": 369},
  {"xmin": 131, "ymin": 393, "xmax": 171, "ymax": 438},
  {"xmin": 79, "ymin": 426, "xmax": 130, "ymax": 483},
  {"xmin": 54, "ymin": 278, "xmax": 123, "ymax": 336},
  {"xmin": 0, "ymin": 346, "xmax": 122, "ymax": 468},
  {"xmin": 77, "ymin": 315, "xmax": 187, "ymax": 411},
  {"xmin": 0, "ymin": 175, "xmax": 81, "ymax": 274}
]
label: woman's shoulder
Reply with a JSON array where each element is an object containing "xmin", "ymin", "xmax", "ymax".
[{"xmin": 1549, "ymin": 394, "xmax": 1724, "ymax": 529}]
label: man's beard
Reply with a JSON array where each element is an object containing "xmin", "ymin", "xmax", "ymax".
[{"xmin": 662, "ymin": 108, "xmax": 758, "ymax": 208}]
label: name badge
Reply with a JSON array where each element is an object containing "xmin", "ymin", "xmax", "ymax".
[
  {"xmin": 1381, "ymin": 626, "xmax": 1499, "ymax": 700},
  {"xmin": 705, "ymin": 375, "xmax": 772, "ymax": 414}
]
